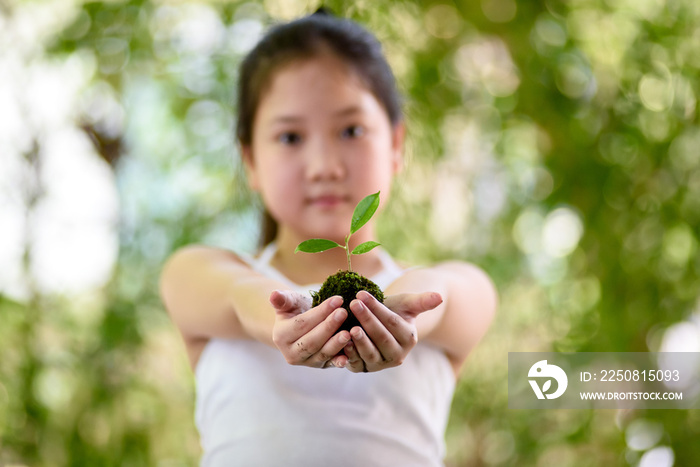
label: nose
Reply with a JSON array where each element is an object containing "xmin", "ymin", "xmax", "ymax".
[{"xmin": 305, "ymin": 137, "xmax": 346, "ymax": 182}]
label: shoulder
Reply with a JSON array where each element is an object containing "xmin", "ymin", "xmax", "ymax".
[
  {"xmin": 160, "ymin": 245, "xmax": 255, "ymax": 287},
  {"xmin": 159, "ymin": 244, "xmax": 257, "ymax": 325},
  {"xmin": 434, "ymin": 261, "xmax": 498, "ymax": 302},
  {"xmin": 403, "ymin": 260, "xmax": 497, "ymax": 306},
  {"xmin": 159, "ymin": 245, "xmax": 254, "ymax": 341},
  {"xmin": 162, "ymin": 244, "xmax": 247, "ymax": 271}
]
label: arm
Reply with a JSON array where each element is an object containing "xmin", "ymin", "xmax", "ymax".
[
  {"xmin": 403, "ymin": 262, "xmax": 497, "ymax": 373},
  {"xmin": 159, "ymin": 246, "xmax": 351, "ymax": 368},
  {"xmin": 159, "ymin": 245, "xmax": 285, "ymax": 346}
]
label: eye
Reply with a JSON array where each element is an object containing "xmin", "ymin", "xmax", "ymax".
[
  {"xmin": 278, "ymin": 132, "xmax": 302, "ymax": 145},
  {"xmin": 341, "ymin": 125, "xmax": 365, "ymax": 139}
]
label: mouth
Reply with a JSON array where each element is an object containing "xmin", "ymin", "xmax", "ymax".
[{"xmin": 307, "ymin": 195, "xmax": 350, "ymax": 208}]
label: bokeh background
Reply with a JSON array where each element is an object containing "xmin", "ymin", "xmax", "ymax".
[{"xmin": 1, "ymin": 0, "xmax": 699, "ymax": 465}]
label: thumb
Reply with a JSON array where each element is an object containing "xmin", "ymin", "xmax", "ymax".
[
  {"xmin": 270, "ymin": 290, "xmax": 311, "ymax": 316},
  {"xmin": 383, "ymin": 292, "xmax": 443, "ymax": 319}
]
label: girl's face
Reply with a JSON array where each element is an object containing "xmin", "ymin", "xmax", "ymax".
[{"xmin": 243, "ymin": 53, "xmax": 404, "ymax": 244}]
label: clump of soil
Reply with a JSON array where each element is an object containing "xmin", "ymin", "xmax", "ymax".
[{"xmin": 312, "ymin": 270, "xmax": 384, "ymax": 332}]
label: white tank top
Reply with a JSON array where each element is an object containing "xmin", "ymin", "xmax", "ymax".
[{"xmin": 194, "ymin": 244, "xmax": 456, "ymax": 466}]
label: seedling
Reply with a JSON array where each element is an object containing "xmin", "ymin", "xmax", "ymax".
[
  {"xmin": 295, "ymin": 191, "xmax": 382, "ymax": 271},
  {"xmin": 295, "ymin": 191, "xmax": 385, "ymax": 332}
]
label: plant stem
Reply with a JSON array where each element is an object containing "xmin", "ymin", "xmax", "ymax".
[{"xmin": 344, "ymin": 234, "xmax": 353, "ymax": 272}]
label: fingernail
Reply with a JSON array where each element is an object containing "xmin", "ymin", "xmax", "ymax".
[
  {"xmin": 270, "ymin": 290, "xmax": 283, "ymax": 304},
  {"xmin": 331, "ymin": 296, "xmax": 343, "ymax": 308},
  {"xmin": 339, "ymin": 333, "xmax": 349, "ymax": 344},
  {"xmin": 334, "ymin": 309, "xmax": 346, "ymax": 322},
  {"xmin": 358, "ymin": 291, "xmax": 372, "ymax": 304},
  {"xmin": 352, "ymin": 328, "xmax": 364, "ymax": 340}
]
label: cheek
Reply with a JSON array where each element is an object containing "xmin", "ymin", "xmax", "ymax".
[
  {"xmin": 364, "ymin": 140, "xmax": 397, "ymax": 179},
  {"xmin": 257, "ymin": 161, "xmax": 299, "ymax": 203}
]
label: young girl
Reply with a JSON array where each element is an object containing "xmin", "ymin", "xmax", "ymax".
[{"xmin": 160, "ymin": 10, "xmax": 496, "ymax": 467}]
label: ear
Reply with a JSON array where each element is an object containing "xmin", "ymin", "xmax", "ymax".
[
  {"xmin": 241, "ymin": 145, "xmax": 260, "ymax": 191},
  {"xmin": 390, "ymin": 121, "xmax": 405, "ymax": 174}
]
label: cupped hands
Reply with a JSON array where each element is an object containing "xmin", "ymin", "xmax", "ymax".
[{"xmin": 270, "ymin": 289, "xmax": 442, "ymax": 372}]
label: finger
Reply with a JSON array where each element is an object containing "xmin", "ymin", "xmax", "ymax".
[
  {"xmin": 356, "ymin": 291, "xmax": 417, "ymax": 348},
  {"xmin": 350, "ymin": 298, "xmax": 400, "ymax": 357},
  {"xmin": 343, "ymin": 341, "xmax": 365, "ymax": 373},
  {"xmin": 329, "ymin": 351, "xmax": 349, "ymax": 369},
  {"xmin": 277, "ymin": 295, "xmax": 343, "ymax": 344},
  {"xmin": 348, "ymin": 324, "xmax": 386, "ymax": 369},
  {"xmin": 269, "ymin": 290, "xmax": 313, "ymax": 316},
  {"xmin": 273, "ymin": 295, "xmax": 342, "ymax": 350},
  {"xmin": 381, "ymin": 291, "xmax": 443, "ymax": 320},
  {"xmin": 321, "ymin": 333, "xmax": 351, "ymax": 368},
  {"xmin": 292, "ymin": 308, "xmax": 348, "ymax": 362}
]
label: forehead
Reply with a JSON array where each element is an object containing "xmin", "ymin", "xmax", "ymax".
[{"xmin": 256, "ymin": 54, "xmax": 385, "ymax": 121}]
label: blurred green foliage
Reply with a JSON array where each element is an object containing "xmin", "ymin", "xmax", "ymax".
[{"xmin": 1, "ymin": 0, "xmax": 699, "ymax": 465}]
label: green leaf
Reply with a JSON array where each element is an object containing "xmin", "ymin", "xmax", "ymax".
[
  {"xmin": 350, "ymin": 191, "xmax": 380, "ymax": 234},
  {"xmin": 351, "ymin": 241, "xmax": 381, "ymax": 255},
  {"xmin": 295, "ymin": 239, "xmax": 342, "ymax": 253}
]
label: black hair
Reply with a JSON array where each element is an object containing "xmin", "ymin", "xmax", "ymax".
[{"xmin": 235, "ymin": 10, "xmax": 403, "ymax": 247}]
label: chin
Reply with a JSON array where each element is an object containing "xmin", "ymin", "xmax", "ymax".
[{"xmin": 305, "ymin": 226, "xmax": 346, "ymax": 244}]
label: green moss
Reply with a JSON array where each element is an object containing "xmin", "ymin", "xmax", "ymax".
[{"xmin": 311, "ymin": 270, "xmax": 384, "ymax": 332}]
